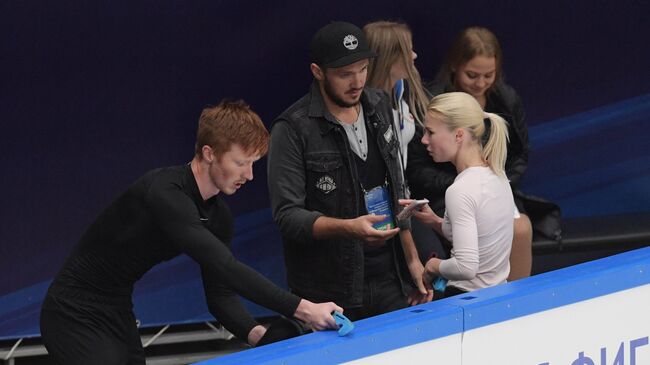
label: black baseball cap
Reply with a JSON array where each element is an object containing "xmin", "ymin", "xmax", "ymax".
[{"xmin": 310, "ymin": 21, "xmax": 377, "ymax": 68}]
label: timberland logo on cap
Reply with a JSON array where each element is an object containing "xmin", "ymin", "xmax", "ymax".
[{"xmin": 343, "ymin": 35, "xmax": 358, "ymax": 50}]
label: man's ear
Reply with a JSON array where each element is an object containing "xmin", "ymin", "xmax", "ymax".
[
  {"xmin": 310, "ymin": 63, "xmax": 324, "ymax": 81},
  {"xmin": 201, "ymin": 145, "xmax": 214, "ymax": 163}
]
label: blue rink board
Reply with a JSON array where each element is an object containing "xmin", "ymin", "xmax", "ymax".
[{"xmin": 197, "ymin": 246, "xmax": 650, "ymax": 364}]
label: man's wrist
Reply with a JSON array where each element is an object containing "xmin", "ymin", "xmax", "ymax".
[
  {"xmin": 247, "ymin": 324, "xmax": 267, "ymax": 346},
  {"xmin": 293, "ymin": 299, "xmax": 311, "ymax": 323}
]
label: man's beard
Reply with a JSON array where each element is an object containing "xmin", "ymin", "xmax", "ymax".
[{"xmin": 323, "ymin": 76, "xmax": 360, "ymax": 108}]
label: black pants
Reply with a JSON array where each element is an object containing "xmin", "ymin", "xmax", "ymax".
[
  {"xmin": 40, "ymin": 294, "xmax": 145, "ymax": 365},
  {"xmin": 344, "ymin": 270, "xmax": 408, "ymax": 321},
  {"xmin": 410, "ymin": 218, "xmax": 448, "ymax": 262},
  {"xmin": 257, "ymin": 270, "xmax": 408, "ymax": 345},
  {"xmin": 443, "ymin": 285, "xmax": 469, "ymax": 298}
]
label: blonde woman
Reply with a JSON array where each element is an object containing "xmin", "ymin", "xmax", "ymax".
[
  {"xmin": 363, "ymin": 21, "xmax": 442, "ymax": 293},
  {"xmin": 405, "ymin": 92, "xmax": 515, "ymax": 297},
  {"xmin": 363, "ymin": 21, "xmax": 430, "ymax": 169}
]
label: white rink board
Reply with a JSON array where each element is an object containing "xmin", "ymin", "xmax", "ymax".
[
  {"xmin": 343, "ymin": 333, "xmax": 461, "ymax": 364},
  {"xmin": 462, "ymin": 285, "xmax": 650, "ymax": 365}
]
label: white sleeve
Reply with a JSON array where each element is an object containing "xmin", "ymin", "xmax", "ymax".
[{"xmin": 438, "ymin": 188, "xmax": 480, "ymax": 280}]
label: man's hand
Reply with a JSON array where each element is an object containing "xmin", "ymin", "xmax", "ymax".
[
  {"xmin": 406, "ymin": 259, "xmax": 433, "ymax": 306},
  {"xmin": 407, "ymin": 287, "xmax": 433, "ymax": 306},
  {"xmin": 345, "ymin": 214, "xmax": 400, "ymax": 244},
  {"xmin": 247, "ymin": 324, "xmax": 268, "ymax": 347},
  {"xmin": 293, "ymin": 299, "xmax": 343, "ymax": 331}
]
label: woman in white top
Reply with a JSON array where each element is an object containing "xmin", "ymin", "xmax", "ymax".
[{"xmin": 407, "ymin": 92, "xmax": 516, "ymax": 295}]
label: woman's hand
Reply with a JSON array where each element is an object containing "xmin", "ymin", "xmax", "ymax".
[
  {"xmin": 406, "ymin": 259, "xmax": 433, "ymax": 305},
  {"xmin": 399, "ymin": 199, "xmax": 443, "ymax": 234},
  {"xmin": 423, "ymin": 257, "xmax": 442, "ymax": 287}
]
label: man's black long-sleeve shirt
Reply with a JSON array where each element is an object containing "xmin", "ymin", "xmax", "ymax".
[{"xmin": 46, "ymin": 164, "xmax": 300, "ymax": 340}]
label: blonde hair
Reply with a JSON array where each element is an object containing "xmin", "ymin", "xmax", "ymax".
[
  {"xmin": 363, "ymin": 21, "xmax": 429, "ymax": 124},
  {"xmin": 428, "ymin": 92, "xmax": 509, "ymax": 176}
]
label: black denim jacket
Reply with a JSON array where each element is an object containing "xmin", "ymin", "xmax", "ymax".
[{"xmin": 268, "ymin": 82, "xmax": 411, "ymax": 307}]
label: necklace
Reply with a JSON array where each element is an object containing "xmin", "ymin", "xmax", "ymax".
[{"xmin": 334, "ymin": 103, "xmax": 361, "ymax": 124}]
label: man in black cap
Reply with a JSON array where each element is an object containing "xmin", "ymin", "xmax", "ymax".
[{"xmin": 267, "ymin": 21, "xmax": 430, "ymax": 323}]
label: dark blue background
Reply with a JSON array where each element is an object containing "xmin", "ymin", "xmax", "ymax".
[{"xmin": 1, "ymin": 1, "xmax": 649, "ymax": 338}]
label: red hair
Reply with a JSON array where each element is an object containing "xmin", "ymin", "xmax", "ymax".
[{"xmin": 195, "ymin": 100, "xmax": 269, "ymax": 160}]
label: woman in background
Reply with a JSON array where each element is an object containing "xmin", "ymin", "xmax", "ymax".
[
  {"xmin": 363, "ymin": 21, "xmax": 430, "ymax": 170},
  {"xmin": 407, "ymin": 26, "xmax": 560, "ymax": 281},
  {"xmin": 363, "ymin": 21, "xmax": 444, "ymax": 290}
]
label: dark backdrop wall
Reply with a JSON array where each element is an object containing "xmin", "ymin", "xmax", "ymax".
[{"xmin": 1, "ymin": 0, "xmax": 649, "ymax": 333}]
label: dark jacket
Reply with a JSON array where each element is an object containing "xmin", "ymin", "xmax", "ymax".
[
  {"xmin": 407, "ymin": 82, "xmax": 561, "ymax": 242},
  {"xmin": 268, "ymin": 82, "xmax": 411, "ymax": 307}
]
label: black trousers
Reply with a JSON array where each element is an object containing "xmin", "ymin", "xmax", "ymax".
[
  {"xmin": 343, "ymin": 270, "xmax": 408, "ymax": 321},
  {"xmin": 257, "ymin": 270, "xmax": 408, "ymax": 346},
  {"xmin": 443, "ymin": 285, "xmax": 469, "ymax": 298},
  {"xmin": 40, "ymin": 294, "xmax": 145, "ymax": 365}
]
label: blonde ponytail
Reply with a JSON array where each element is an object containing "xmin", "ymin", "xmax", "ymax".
[{"xmin": 482, "ymin": 112, "xmax": 509, "ymax": 177}]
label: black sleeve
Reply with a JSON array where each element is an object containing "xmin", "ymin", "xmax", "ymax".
[
  {"xmin": 503, "ymin": 89, "xmax": 529, "ymax": 187},
  {"xmin": 267, "ymin": 120, "xmax": 323, "ymax": 243},
  {"xmin": 201, "ymin": 265, "xmax": 258, "ymax": 342},
  {"xmin": 145, "ymin": 182, "xmax": 301, "ymax": 320},
  {"xmin": 405, "ymin": 125, "xmax": 457, "ymax": 215}
]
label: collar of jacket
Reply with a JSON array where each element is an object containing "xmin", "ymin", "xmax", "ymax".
[{"xmin": 307, "ymin": 81, "xmax": 382, "ymax": 135}]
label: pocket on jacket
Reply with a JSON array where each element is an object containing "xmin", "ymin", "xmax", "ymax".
[{"xmin": 305, "ymin": 153, "xmax": 344, "ymax": 213}]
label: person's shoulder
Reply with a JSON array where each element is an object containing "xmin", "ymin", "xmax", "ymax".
[
  {"xmin": 136, "ymin": 165, "xmax": 188, "ymax": 194},
  {"xmin": 363, "ymin": 86, "xmax": 390, "ymax": 103},
  {"xmin": 448, "ymin": 168, "xmax": 486, "ymax": 195},
  {"xmin": 276, "ymin": 94, "xmax": 309, "ymax": 119},
  {"xmin": 362, "ymin": 87, "xmax": 393, "ymax": 118},
  {"xmin": 274, "ymin": 89, "xmax": 321, "ymax": 133},
  {"xmin": 492, "ymin": 82, "xmax": 522, "ymax": 109},
  {"xmin": 143, "ymin": 165, "xmax": 185, "ymax": 181},
  {"xmin": 114, "ymin": 166, "xmax": 186, "ymax": 208}
]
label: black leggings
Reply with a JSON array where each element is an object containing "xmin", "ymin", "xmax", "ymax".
[
  {"xmin": 443, "ymin": 285, "xmax": 469, "ymax": 298},
  {"xmin": 40, "ymin": 294, "xmax": 145, "ymax": 365}
]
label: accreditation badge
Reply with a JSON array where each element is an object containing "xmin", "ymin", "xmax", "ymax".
[{"xmin": 363, "ymin": 185, "xmax": 395, "ymax": 230}]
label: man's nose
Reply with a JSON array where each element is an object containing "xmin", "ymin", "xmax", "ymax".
[
  {"xmin": 353, "ymin": 73, "xmax": 365, "ymax": 88},
  {"xmin": 244, "ymin": 165, "xmax": 253, "ymax": 181}
]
